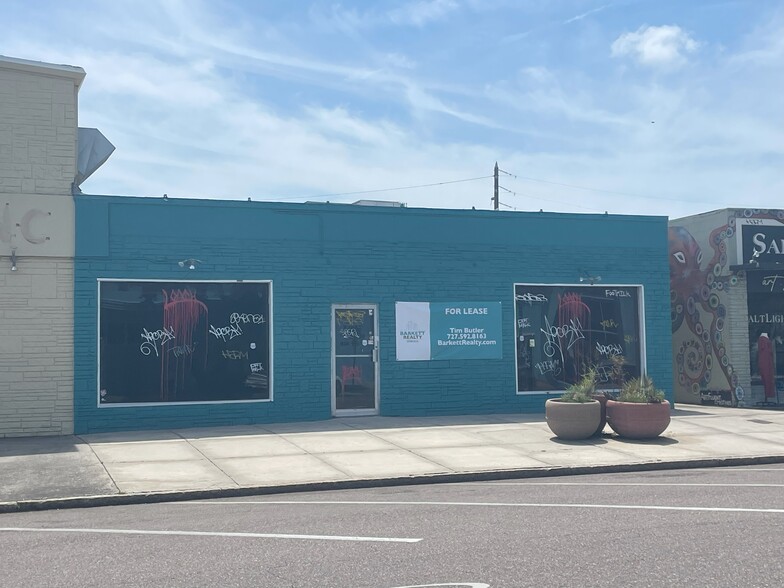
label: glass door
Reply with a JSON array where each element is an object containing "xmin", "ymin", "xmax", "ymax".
[{"xmin": 332, "ymin": 305, "xmax": 378, "ymax": 415}]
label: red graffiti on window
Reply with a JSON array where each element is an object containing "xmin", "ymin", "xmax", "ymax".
[
  {"xmin": 161, "ymin": 289, "xmax": 209, "ymax": 401},
  {"xmin": 558, "ymin": 293, "xmax": 591, "ymax": 382},
  {"xmin": 341, "ymin": 365, "xmax": 362, "ymax": 385}
]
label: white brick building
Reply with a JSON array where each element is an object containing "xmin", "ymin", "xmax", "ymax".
[{"xmin": 0, "ymin": 56, "xmax": 84, "ymax": 436}]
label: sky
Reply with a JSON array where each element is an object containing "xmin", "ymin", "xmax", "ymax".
[{"xmin": 2, "ymin": 0, "xmax": 782, "ymax": 218}]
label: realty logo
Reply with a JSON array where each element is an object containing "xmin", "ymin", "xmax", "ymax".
[{"xmin": 400, "ymin": 320, "xmax": 425, "ymax": 342}]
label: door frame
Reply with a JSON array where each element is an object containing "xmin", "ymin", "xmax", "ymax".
[{"xmin": 331, "ymin": 303, "xmax": 380, "ymax": 417}]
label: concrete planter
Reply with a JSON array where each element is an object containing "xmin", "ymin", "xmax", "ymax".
[
  {"xmin": 545, "ymin": 399, "xmax": 602, "ymax": 440},
  {"xmin": 591, "ymin": 394, "xmax": 608, "ymax": 437},
  {"xmin": 606, "ymin": 399, "xmax": 671, "ymax": 439}
]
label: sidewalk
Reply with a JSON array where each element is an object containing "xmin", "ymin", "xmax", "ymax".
[{"xmin": 2, "ymin": 405, "xmax": 784, "ymax": 513}]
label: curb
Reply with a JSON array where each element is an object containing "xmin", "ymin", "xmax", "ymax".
[{"xmin": 3, "ymin": 454, "xmax": 784, "ymax": 514}]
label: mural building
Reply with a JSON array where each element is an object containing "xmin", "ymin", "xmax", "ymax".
[{"xmin": 670, "ymin": 208, "xmax": 784, "ymax": 408}]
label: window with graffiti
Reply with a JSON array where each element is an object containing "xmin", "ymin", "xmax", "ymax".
[
  {"xmin": 99, "ymin": 281, "xmax": 271, "ymax": 404},
  {"xmin": 514, "ymin": 284, "xmax": 643, "ymax": 394}
]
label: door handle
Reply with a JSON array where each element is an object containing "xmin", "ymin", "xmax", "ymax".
[{"xmin": 372, "ymin": 347, "xmax": 378, "ymax": 363}]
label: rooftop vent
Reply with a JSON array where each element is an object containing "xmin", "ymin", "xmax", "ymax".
[{"xmin": 352, "ymin": 199, "xmax": 406, "ymax": 207}]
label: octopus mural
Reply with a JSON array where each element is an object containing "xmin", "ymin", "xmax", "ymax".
[{"xmin": 669, "ymin": 208, "xmax": 784, "ymax": 405}]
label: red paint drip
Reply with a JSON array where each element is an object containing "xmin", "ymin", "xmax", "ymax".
[
  {"xmin": 558, "ymin": 293, "xmax": 591, "ymax": 381},
  {"xmin": 161, "ymin": 289, "xmax": 209, "ymax": 401}
]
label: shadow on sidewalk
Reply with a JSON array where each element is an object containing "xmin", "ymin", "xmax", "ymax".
[
  {"xmin": 0, "ymin": 436, "xmax": 84, "ymax": 457},
  {"xmin": 139, "ymin": 413, "xmax": 552, "ymax": 440}
]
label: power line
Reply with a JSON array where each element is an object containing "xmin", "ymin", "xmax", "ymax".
[
  {"xmin": 256, "ymin": 175, "xmax": 494, "ymax": 202},
  {"xmin": 506, "ymin": 190, "xmax": 606, "ymax": 213},
  {"xmin": 498, "ymin": 169, "xmax": 663, "ymax": 201}
]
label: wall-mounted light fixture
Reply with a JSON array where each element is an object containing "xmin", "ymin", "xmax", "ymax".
[
  {"xmin": 10, "ymin": 248, "xmax": 17, "ymax": 272},
  {"xmin": 178, "ymin": 258, "xmax": 202, "ymax": 270},
  {"xmin": 579, "ymin": 270, "xmax": 601, "ymax": 285}
]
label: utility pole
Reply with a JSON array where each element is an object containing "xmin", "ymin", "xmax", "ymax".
[{"xmin": 493, "ymin": 162, "xmax": 499, "ymax": 210}]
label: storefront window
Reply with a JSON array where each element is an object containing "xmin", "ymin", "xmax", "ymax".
[
  {"xmin": 514, "ymin": 284, "xmax": 643, "ymax": 394},
  {"xmin": 746, "ymin": 275, "xmax": 784, "ymax": 405},
  {"xmin": 99, "ymin": 280, "xmax": 271, "ymax": 404}
]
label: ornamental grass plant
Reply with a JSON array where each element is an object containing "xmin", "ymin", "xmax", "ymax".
[
  {"xmin": 559, "ymin": 368, "xmax": 597, "ymax": 403},
  {"xmin": 618, "ymin": 374, "xmax": 666, "ymax": 404}
]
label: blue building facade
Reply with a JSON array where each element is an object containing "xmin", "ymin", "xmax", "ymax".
[{"xmin": 74, "ymin": 194, "xmax": 672, "ymax": 434}]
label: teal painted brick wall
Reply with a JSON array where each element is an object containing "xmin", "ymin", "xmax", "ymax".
[{"xmin": 74, "ymin": 195, "xmax": 672, "ymax": 433}]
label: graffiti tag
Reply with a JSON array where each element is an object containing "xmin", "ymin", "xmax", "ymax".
[
  {"xmin": 516, "ymin": 292, "xmax": 548, "ymax": 303},
  {"xmin": 140, "ymin": 326, "xmax": 175, "ymax": 357},
  {"xmin": 229, "ymin": 312, "xmax": 264, "ymax": 325},
  {"xmin": 535, "ymin": 359, "xmax": 561, "ymax": 376},
  {"xmin": 541, "ymin": 316, "xmax": 585, "ymax": 367},
  {"xmin": 209, "ymin": 323, "xmax": 243, "ymax": 342},
  {"xmin": 336, "ymin": 310, "xmax": 366, "ymax": 326},
  {"xmin": 596, "ymin": 342, "xmax": 624, "ymax": 357},
  {"xmin": 167, "ymin": 343, "xmax": 194, "ymax": 358}
]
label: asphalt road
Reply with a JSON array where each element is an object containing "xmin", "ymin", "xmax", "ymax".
[{"xmin": 2, "ymin": 465, "xmax": 783, "ymax": 587}]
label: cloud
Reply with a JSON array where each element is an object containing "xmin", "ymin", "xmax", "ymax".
[
  {"xmin": 611, "ymin": 25, "xmax": 699, "ymax": 68},
  {"xmin": 2, "ymin": 0, "xmax": 781, "ymax": 219},
  {"xmin": 564, "ymin": 3, "xmax": 613, "ymax": 25},
  {"xmin": 387, "ymin": 0, "xmax": 460, "ymax": 27}
]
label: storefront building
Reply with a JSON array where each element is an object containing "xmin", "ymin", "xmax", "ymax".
[
  {"xmin": 0, "ymin": 56, "xmax": 84, "ymax": 437},
  {"xmin": 74, "ymin": 194, "xmax": 672, "ymax": 433},
  {"xmin": 670, "ymin": 208, "xmax": 784, "ymax": 408}
]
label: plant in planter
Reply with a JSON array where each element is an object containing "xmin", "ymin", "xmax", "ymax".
[
  {"xmin": 606, "ymin": 375, "xmax": 671, "ymax": 439},
  {"xmin": 545, "ymin": 369, "xmax": 602, "ymax": 440}
]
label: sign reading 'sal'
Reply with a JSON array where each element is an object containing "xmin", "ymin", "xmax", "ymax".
[{"xmin": 395, "ymin": 301, "xmax": 502, "ymax": 361}]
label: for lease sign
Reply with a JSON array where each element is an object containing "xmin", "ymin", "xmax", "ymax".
[{"xmin": 395, "ymin": 301, "xmax": 502, "ymax": 361}]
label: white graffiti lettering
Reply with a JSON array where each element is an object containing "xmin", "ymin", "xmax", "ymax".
[
  {"xmin": 605, "ymin": 289, "xmax": 631, "ymax": 298},
  {"xmin": 541, "ymin": 316, "xmax": 585, "ymax": 368},
  {"xmin": 140, "ymin": 326, "xmax": 175, "ymax": 357},
  {"xmin": 209, "ymin": 312, "xmax": 265, "ymax": 342},
  {"xmin": 209, "ymin": 323, "xmax": 243, "ymax": 342},
  {"xmin": 517, "ymin": 318, "xmax": 532, "ymax": 328},
  {"xmin": 222, "ymin": 350, "xmax": 249, "ymax": 360},
  {"xmin": 230, "ymin": 313, "xmax": 265, "ymax": 325},
  {"xmin": 341, "ymin": 328, "xmax": 360, "ymax": 339},
  {"xmin": 250, "ymin": 363, "xmax": 264, "ymax": 373},
  {"xmin": 516, "ymin": 292, "xmax": 548, "ymax": 303},
  {"xmin": 535, "ymin": 359, "xmax": 561, "ymax": 376},
  {"xmin": 168, "ymin": 343, "xmax": 194, "ymax": 358},
  {"xmin": 596, "ymin": 342, "xmax": 624, "ymax": 357}
]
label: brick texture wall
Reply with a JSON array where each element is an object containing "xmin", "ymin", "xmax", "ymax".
[
  {"xmin": 0, "ymin": 259, "xmax": 74, "ymax": 436},
  {"xmin": 0, "ymin": 58, "xmax": 82, "ymax": 437},
  {"xmin": 0, "ymin": 63, "xmax": 81, "ymax": 196},
  {"xmin": 74, "ymin": 196, "xmax": 673, "ymax": 434}
]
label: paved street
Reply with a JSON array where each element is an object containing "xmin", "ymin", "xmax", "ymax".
[{"xmin": 2, "ymin": 465, "xmax": 783, "ymax": 587}]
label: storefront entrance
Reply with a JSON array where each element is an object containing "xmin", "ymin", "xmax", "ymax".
[{"xmin": 332, "ymin": 304, "xmax": 379, "ymax": 416}]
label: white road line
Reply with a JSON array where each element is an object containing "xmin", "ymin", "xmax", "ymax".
[
  {"xmin": 470, "ymin": 482, "xmax": 784, "ymax": 487},
  {"xmin": 725, "ymin": 467, "xmax": 784, "ymax": 471},
  {"xmin": 182, "ymin": 500, "xmax": 784, "ymax": 514},
  {"xmin": 0, "ymin": 527, "xmax": 422, "ymax": 543}
]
